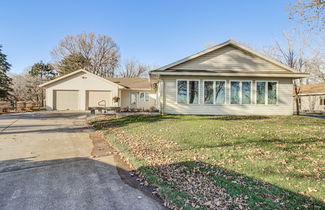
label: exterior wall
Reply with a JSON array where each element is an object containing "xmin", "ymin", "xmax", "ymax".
[
  {"xmin": 294, "ymin": 95, "xmax": 325, "ymax": 113},
  {"xmin": 161, "ymin": 75, "xmax": 293, "ymax": 115},
  {"xmin": 173, "ymin": 45, "xmax": 285, "ymax": 72},
  {"xmin": 44, "ymin": 72, "xmax": 119, "ymax": 110},
  {"xmin": 120, "ymin": 89, "xmax": 156, "ymax": 110}
]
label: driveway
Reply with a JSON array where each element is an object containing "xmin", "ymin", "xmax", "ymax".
[{"xmin": 0, "ymin": 112, "xmax": 162, "ymax": 210}]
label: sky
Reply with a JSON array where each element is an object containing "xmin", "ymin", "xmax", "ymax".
[{"xmin": 0, "ymin": 0, "xmax": 296, "ymax": 74}]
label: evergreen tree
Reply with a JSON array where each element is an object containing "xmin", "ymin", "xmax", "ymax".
[{"xmin": 0, "ymin": 45, "xmax": 12, "ymax": 99}]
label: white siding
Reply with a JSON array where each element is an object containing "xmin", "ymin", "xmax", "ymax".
[
  {"xmin": 161, "ymin": 76, "xmax": 293, "ymax": 115},
  {"xmin": 120, "ymin": 90, "xmax": 156, "ymax": 110},
  {"xmin": 172, "ymin": 45, "xmax": 286, "ymax": 72}
]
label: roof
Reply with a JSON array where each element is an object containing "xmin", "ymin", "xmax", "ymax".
[
  {"xmin": 106, "ymin": 78, "xmax": 151, "ymax": 90},
  {"xmin": 150, "ymin": 40, "xmax": 308, "ymax": 79},
  {"xmin": 298, "ymin": 83, "xmax": 325, "ymax": 96},
  {"xmin": 39, "ymin": 69, "xmax": 125, "ymax": 88}
]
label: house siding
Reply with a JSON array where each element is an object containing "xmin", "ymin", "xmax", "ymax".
[
  {"xmin": 121, "ymin": 90, "xmax": 156, "ymax": 110},
  {"xmin": 172, "ymin": 45, "xmax": 286, "ymax": 72},
  {"xmin": 161, "ymin": 76, "xmax": 293, "ymax": 115}
]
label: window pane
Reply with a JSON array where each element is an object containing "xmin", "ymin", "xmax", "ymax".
[
  {"xmin": 242, "ymin": 81, "xmax": 251, "ymax": 104},
  {"xmin": 204, "ymin": 81, "xmax": 214, "ymax": 104},
  {"xmin": 256, "ymin": 82, "xmax": 266, "ymax": 104},
  {"xmin": 215, "ymin": 81, "xmax": 225, "ymax": 104},
  {"xmin": 145, "ymin": 93, "xmax": 150, "ymax": 102},
  {"xmin": 189, "ymin": 81, "xmax": 199, "ymax": 104},
  {"xmin": 139, "ymin": 93, "xmax": 145, "ymax": 102},
  {"xmin": 130, "ymin": 93, "xmax": 137, "ymax": 104},
  {"xmin": 268, "ymin": 82, "xmax": 277, "ymax": 104},
  {"xmin": 177, "ymin": 81, "xmax": 187, "ymax": 104},
  {"xmin": 231, "ymin": 81, "xmax": 240, "ymax": 104}
]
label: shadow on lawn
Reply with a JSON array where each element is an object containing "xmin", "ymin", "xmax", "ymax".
[{"xmin": 137, "ymin": 161, "xmax": 324, "ymax": 209}]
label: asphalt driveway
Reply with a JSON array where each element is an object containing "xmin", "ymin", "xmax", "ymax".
[{"xmin": 0, "ymin": 112, "xmax": 162, "ymax": 210}]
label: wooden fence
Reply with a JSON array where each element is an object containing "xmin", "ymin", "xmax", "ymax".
[{"xmin": 0, "ymin": 101, "xmax": 36, "ymax": 112}]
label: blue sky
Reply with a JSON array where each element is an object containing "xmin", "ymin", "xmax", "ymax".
[{"xmin": 0, "ymin": 0, "xmax": 295, "ymax": 74}]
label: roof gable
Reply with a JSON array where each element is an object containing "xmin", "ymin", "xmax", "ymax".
[
  {"xmin": 156, "ymin": 40, "xmax": 295, "ymax": 73},
  {"xmin": 39, "ymin": 69, "xmax": 124, "ymax": 88}
]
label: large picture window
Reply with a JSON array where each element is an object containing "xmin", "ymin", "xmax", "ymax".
[
  {"xmin": 230, "ymin": 81, "xmax": 252, "ymax": 104},
  {"xmin": 256, "ymin": 81, "xmax": 278, "ymax": 104},
  {"xmin": 177, "ymin": 80, "xmax": 200, "ymax": 104},
  {"xmin": 203, "ymin": 81, "xmax": 225, "ymax": 104}
]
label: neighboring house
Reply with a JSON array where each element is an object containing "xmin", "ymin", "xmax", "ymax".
[
  {"xmin": 150, "ymin": 40, "xmax": 308, "ymax": 115},
  {"xmin": 294, "ymin": 83, "xmax": 325, "ymax": 113},
  {"xmin": 40, "ymin": 69, "xmax": 157, "ymax": 111}
]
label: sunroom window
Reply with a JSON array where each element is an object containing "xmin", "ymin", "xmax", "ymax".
[
  {"xmin": 204, "ymin": 81, "xmax": 225, "ymax": 104},
  {"xmin": 230, "ymin": 81, "xmax": 252, "ymax": 104},
  {"xmin": 256, "ymin": 81, "xmax": 278, "ymax": 104},
  {"xmin": 177, "ymin": 80, "xmax": 199, "ymax": 104}
]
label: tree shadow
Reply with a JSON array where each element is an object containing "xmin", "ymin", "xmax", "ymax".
[{"xmin": 137, "ymin": 161, "xmax": 324, "ymax": 209}]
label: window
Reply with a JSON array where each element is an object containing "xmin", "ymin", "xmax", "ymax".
[
  {"xmin": 231, "ymin": 81, "xmax": 240, "ymax": 104},
  {"xmin": 204, "ymin": 81, "xmax": 214, "ymax": 104},
  {"xmin": 140, "ymin": 92, "xmax": 149, "ymax": 102},
  {"xmin": 177, "ymin": 80, "xmax": 200, "ymax": 104},
  {"xmin": 177, "ymin": 80, "xmax": 187, "ymax": 104},
  {"xmin": 256, "ymin": 82, "xmax": 266, "ymax": 104},
  {"xmin": 256, "ymin": 81, "xmax": 278, "ymax": 104},
  {"xmin": 203, "ymin": 81, "xmax": 225, "ymax": 104},
  {"xmin": 130, "ymin": 92, "xmax": 137, "ymax": 105},
  {"xmin": 242, "ymin": 81, "xmax": 252, "ymax": 104},
  {"xmin": 320, "ymin": 97, "xmax": 325, "ymax": 105},
  {"xmin": 230, "ymin": 81, "xmax": 252, "ymax": 104},
  {"xmin": 215, "ymin": 81, "xmax": 226, "ymax": 104}
]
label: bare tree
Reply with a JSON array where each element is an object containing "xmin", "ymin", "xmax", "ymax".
[
  {"xmin": 263, "ymin": 32, "xmax": 308, "ymax": 115},
  {"xmin": 52, "ymin": 32, "xmax": 120, "ymax": 77},
  {"xmin": 289, "ymin": 0, "xmax": 325, "ymax": 31},
  {"xmin": 116, "ymin": 59, "xmax": 151, "ymax": 78}
]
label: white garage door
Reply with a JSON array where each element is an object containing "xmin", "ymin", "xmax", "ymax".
[
  {"xmin": 87, "ymin": 91, "xmax": 112, "ymax": 108},
  {"xmin": 54, "ymin": 90, "xmax": 79, "ymax": 110}
]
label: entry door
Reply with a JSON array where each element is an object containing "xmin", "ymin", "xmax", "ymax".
[{"xmin": 54, "ymin": 90, "xmax": 79, "ymax": 110}]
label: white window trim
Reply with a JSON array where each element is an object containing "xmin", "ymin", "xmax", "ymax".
[
  {"xmin": 203, "ymin": 80, "xmax": 227, "ymax": 105},
  {"xmin": 176, "ymin": 79, "xmax": 200, "ymax": 104},
  {"xmin": 255, "ymin": 80, "xmax": 279, "ymax": 105},
  {"xmin": 139, "ymin": 92, "xmax": 149, "ymax": 102}
]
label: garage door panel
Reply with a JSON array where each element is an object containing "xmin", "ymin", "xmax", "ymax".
[
  {"xmin": 54, "ymin": 90, "xmax": 79, "ymax": 110},
  {"xmin": 87, "ymin": 91, "xmax": 111, "ymax": 108}
]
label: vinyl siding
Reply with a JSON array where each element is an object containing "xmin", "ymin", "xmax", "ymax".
[
  {"xmin": 172, "ymin": 45, "xmax": 286, "ymax": 72},
  {"xmin": 121, "ymin": 90, "xmax": 156, "ymax": 110},
  {"xmin": 161, "ymin": 76, "xmax": 293, "ymax": 115}
]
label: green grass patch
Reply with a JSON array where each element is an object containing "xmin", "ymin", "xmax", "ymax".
[{"xmin": 91, "ymin": 115, "xmax": 325, "ymax": 209}]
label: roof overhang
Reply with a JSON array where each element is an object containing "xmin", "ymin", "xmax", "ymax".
[
  {"xmin": 298, "ymin": 92, "xmax": 325, "ymax": 96},
  {"xmin": 150, "ymin": 71, "xmax": 309, "ymax": 78}
]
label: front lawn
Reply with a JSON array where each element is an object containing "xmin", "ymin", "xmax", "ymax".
[{"xmin": 91, "ymin": 115, "xmax": 325, "ymax": 209}]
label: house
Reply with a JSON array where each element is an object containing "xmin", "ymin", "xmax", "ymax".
[
  {"xmin": 294, "ymin": 83, "xmax": 325, "ymax": 113},
  {"xmin": 150, "ymin": 40, "xmax": 308, "ymax": 115},
  {"xmin": 39, "ymin": 69, "xmax": 157, "ymax": 111},
  {"xmin": 41, "ymin": 40, "xmax": 308, "ymax": 115}
]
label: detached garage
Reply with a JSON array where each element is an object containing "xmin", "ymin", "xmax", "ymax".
[{"xmin": 40, "ymin": 69, "xmax": 124, "ymax": 111}]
